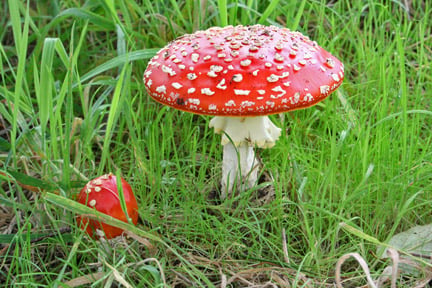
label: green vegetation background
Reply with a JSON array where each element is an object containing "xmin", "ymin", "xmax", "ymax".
[{"xmin": 0, "ymin": 0, "xmax": 431, "ymax": 287}]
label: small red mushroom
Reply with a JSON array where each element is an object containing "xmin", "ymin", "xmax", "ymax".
[
  {"xmin": 76, "ymin": 174, "xmax": 139, "ymax": 239},
  {"xmin": 144, "ymin": 25, "xmax": 344, "ymax": 198}
]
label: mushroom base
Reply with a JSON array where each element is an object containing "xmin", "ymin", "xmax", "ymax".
[{"xmin": 209, "ymin": 116, "xmax": 281, "ymax": 197}]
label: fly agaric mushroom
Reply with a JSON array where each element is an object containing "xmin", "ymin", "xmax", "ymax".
[
  {"xmin": 76, "ymin": 174, "xmax": 139, "ymax": 239},
  {"xmin": 143, "ymin": 25, "xmax": 344, "ymax": 198}
]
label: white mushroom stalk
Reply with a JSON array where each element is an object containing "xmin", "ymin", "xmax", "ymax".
[{"xmin": 209, "ymin": 116, "xmax": 281, "ymax": 198}]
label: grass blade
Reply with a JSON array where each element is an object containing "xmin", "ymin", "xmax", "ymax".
[
  {"xmin": 98, "ymin": 64, "xmax": 128, "ymax": 172},
  {"xmin": 217, "ymin": 0, "xmax": 228, "ymax": 26},
  {"xmin": 258, "ymin": 0, "xmax": 281, "ymax": 24},
  {"xmin": 291, "ymin": 0, "xmax": 306, "ymax": 30},
  {"xmin": 8, "ymin": 0, "xmax": 30, "ymax": 164},
  {"xmin": 55, "ymin": 8, "xmax": 116, "ymax": 30},
  {"xmin": 75, "ymin": 49, "xmax": 158, "ymax": 86}
]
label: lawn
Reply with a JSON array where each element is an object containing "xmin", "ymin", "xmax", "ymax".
[{"xmin": 1, "ymin": 0, "xmax": 431, "ymax": 287}]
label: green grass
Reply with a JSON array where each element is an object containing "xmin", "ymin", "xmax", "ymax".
[{"xmin": 1, "ymin": 0, "xmax": 431, "ymax": 287}]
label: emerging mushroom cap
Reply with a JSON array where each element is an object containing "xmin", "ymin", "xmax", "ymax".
[
  {"xmin": 76, "ymin": 174, "xmax": 139, "ymax": 239},
  {"xmin": 144, "ymin": 24, "xmax": 344, "ymax": 116}
]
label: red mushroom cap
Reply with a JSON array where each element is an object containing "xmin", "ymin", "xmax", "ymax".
[
  {"xmin": 144, "ymin": 24, "xmax": 344, "ymax": 116},
  {"xmin": 76, "ymin": 174, "xmax": 139, "ymax": 239}
]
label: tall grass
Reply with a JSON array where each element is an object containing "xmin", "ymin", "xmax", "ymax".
[{"xmin": 0, "ymin": 0, "xmax": 431, "ymax": 287}]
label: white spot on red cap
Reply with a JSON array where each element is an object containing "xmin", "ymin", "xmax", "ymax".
[
  {"xmin": 144, "ymin": 70, "xmax": 152, "ymax": 78},
  {"xmin": 187, "ymin": 73, "xmax": 197, "ymax": 80},
  {"xmin": 304, "ymin": 52, "xmax": 312, "ymax": 59},
  {"xmin": 332, "ymin": 73, "xmax": 340, "ymax": 82},
  {"xmin": 211, "ymin": 65, "xmax": 224, "ymax": 72},
  {"xmin": 234, "ymin": 89, "xmax": 250, "ymax": 96},
  {"xmin": 271, "ymin": 86, "xmax": 286, "ymax": 97},
  {"xmin": 280, "ymin": 72, "xmax": 289, "ymax": 78},
  {"xmin": 230, "ymin": 50, "xmax": 239, "ymax": 57},
  {"xmin": 241, "ymin": 100, "xmax": 255, "ymax": 107},
  {"xmin": 225, "ymin": 100, "xmax": 236, "ymax": 107},
  {"xmin": 267, "ymin": 74, "xmax": 279, "ymax": 82},
  {"xmin": 214, "ymin": 44, "xmax": 223, "ymax": 51},
  {"xmin": 325, "ymin": 58, "xmax": 335, "ymax": 68},
  {"xmin": 207, "ymin": 71, "xmax": 218, "ymax": 77},
  {"xmin": 232, "ymin": 74, "xmax": 243, "ymax": 82},
  {"xmin": 188, "ymin": 98, "xmax": 200, "ymax": 105},
  {"xmin": 249, "ymin": 46, "xmax": 258, "ymax": 52},
  {"xmin": 162, "ymin": 65, "xmax": 176, "ymax": 76},
  {"xmin": 320, "ymin": 85, "xmax": 330, "ymax": 95},
  {"xmin": 191, "ymin": 53, "xmax": 199, "ymax": 63},
  {"xmin": 216, "ymin": 79, "xmax": 227, "ymax": 90},
  {"xmin": 266, "ymin": 101, "xmax": 275, "ymax": 108},
  {"xmin": 291, "ymin": 92, "xmax": 300, "ymax": 104},
  {"xmin": 172, "ymin": 82, "xmax": 183, "ymax": 89},
  {"xmin": 240, "ymin": 59, "xmax": 252, "ymax": 67},
  {"xmin": 188, "ymin": 88, "xmax": 196, "ymax": 94},
  {"xmin": 201, "ymin": 88, "xmax": 215, "ymax": 95},
  {"xmin": 156, "ymin": 85, "xmax": 167, "ymax": 94},
  {"xmin": 274, "ymin": 53, "xmax": 284, "ymax": 62},
  {"xmin": 304, "ymin": 93, "xmax": 314, "ymax": 102}
]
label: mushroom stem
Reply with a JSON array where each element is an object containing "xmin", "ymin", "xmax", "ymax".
[
  {"xmin": 209, "ymin": 116, "xmax": 282, "ymax": 198},
  {"xmin": 221, "ymin": 142, "xmax": 259, "ymax": 199}
]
